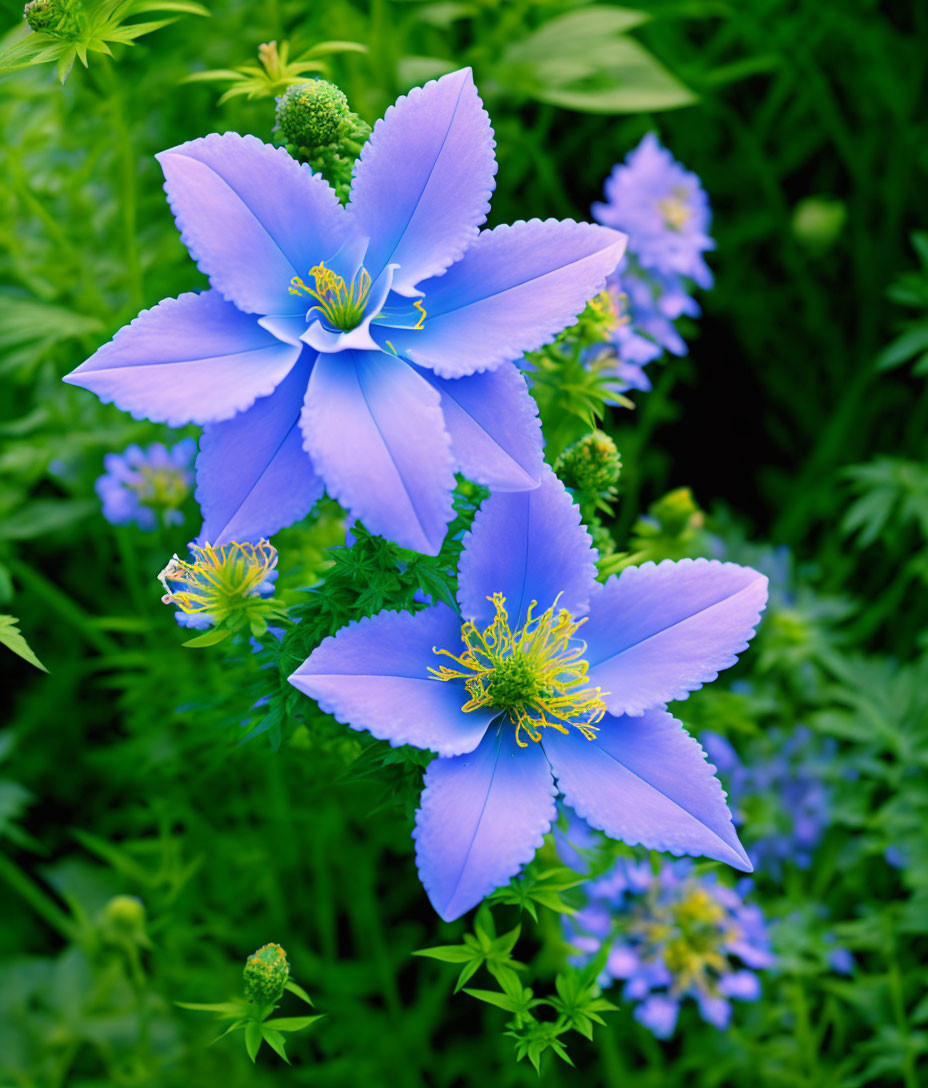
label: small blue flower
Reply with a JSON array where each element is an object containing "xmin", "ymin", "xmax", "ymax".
[
  {"xmin": 593, "ymin": 132, "xmax": 714, "ymax": 287},
  {"xmin": 65, "ymin": 69, "xmax": 627, "ymax": 556},
  {"xmin": 290, "ymin": 468, "xmax": 767, "ymax": 920},
  {"xmin": 564, "ymin": 853, "xmax": 774, "ymax": 1039},
  {"xmin": 95, "ymin": 438, "xmax": 196, "ymax": 531}
]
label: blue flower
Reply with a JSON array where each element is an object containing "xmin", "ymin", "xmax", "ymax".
[
  {"xmin": 564, "ymin": 853, "xmax": 774, "ymax": 1039},
  {"xmin": 95, "ymin": 438, "xmax": 196, "ymax": 531},
  {"xmin": 700, "ymin": 725, "xmax": 832, "ymax": 873},
  {"xmin": 593, "ymin": 132, "xmax": 714, "ymax": 288},
  {"xmin": 289, "ymin": 468, "xmax": 767, "ymax": 920},
  {"xmin": 65, "ymin": 69, "xmax": 627, "ymax": 556}
]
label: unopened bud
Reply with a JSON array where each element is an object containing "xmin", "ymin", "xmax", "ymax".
[
  {"xmin": 275, "ymin": 80, "xmax": 351, "ymax": 148},
  {"xmin": 555, "ymin": 431, "xmax": 622, "ymax": 498},
  {"xmin": 244, "ymin": 942, "xmax": 289, "ymax": 1005}
]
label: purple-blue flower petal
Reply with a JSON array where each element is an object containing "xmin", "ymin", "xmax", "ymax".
[
  {"xmin": 301, "ymin": 349, "xmax": 456, "ymax": 555},
  {"xmin": 413, "ymin": 722, "xmax": 556, "ymax": 921},
  {"xmin": 288, "ymin": 603, "xmax": 493, "ymax": 757},
  {"xmin": 63, "ymin": 290, "xmax": 301, "ymax": 427},
  {"xmin": 457, "ymin": 465, "xmax": 597, "ymax": 627},
  {"xmin": 634, "ymin": 994, "xmax": 679, "ymax": 1039},
  {"xmin": 417, "ymin": 362, "xmax": 543, "ymax": 491},
  {"xmin": 543, "ymin": 708, "xmax": 751, "ymax": 870},
  {"xmin": 157, "ymin": 133, "xmax": 353, "ymax": 318},
  {"xmin": 349, "ymin": 67, "xmax": 496, "ymax": 296},
  {"xmin": 378, "ymin": 219, "xmax": 627, "ymax": 378},
  {"xmin": 585, "ymin": 559, "xmax": 768, "ymax": 716},
  {"xmin": 196, "ymin": 354, "xmax": 322, "ymax": 544}
]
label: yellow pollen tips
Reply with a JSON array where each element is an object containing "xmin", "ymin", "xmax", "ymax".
[
  {"xmin": 289, "ymin": 261, "xmax": 372, "ymax": 331},
  {"xmin": 158, "ymin": 540, "xmax": 277, "ymax": 618},
  {"xmin": 429, "ymin": 592, "xmax": 608, "ymax": 747},
  {"xmin": 412, "ymin": 299, "xmax": 427, "ymax": 330},
  {"xmin": 656, "ymin": 186, "xmax": 693, "ymax": 231}
]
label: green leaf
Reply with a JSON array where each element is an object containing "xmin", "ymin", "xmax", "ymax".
[
  {"xmin": 283, "ymin": 979, "xmax": 315, "ymax": 1005},
  {"xmin": 182, "ymin": 627, "xmax": 232, "ymax": 648},
  {"xmin": 262, "ymin": 1015, "xmax": 324, "ymax": 1032},
  {"xmin": 0, "ymin": 615, "xmax": 47, "ymax": 672},
  {"xmin": 176, "ymin": 999, "xmax": 249, "ymax": 1016},
  {"xmin": 244, "ymin": 1021, "xmax": 263, "ymax": 1062},
  {"xmin": 500, "ymin": 9, "xmax": 694, "ymax": 114},
  {"xmin": 413, "ymin": 945, "xmax": 475, "ymax": 964},
  {"xmin": 0, "ymin": 500, "xmax": 96, "ymax": 542},
  {"xmin": 463, "ymin": 987, "xmax": 521, "ymax": 1012},
  {"xmin": 261, "ymin": 1027, "xmax": 290, "ymax": 1063}
]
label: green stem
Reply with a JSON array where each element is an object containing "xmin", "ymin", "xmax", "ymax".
[
  {"xmin": 0, "ymin": 853, "xmax": 78, "ymax": 941},
  {"xmin": 8, "ymin": 558, "xmax": 119, "ymax": 656}
]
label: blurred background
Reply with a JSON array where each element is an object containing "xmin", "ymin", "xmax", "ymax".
[{"xmin": 1, "ymin": 1, "xmax": 926, "ymax": 1084}]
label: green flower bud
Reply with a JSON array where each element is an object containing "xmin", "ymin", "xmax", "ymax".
[
  {"xmin": 23, "ymin": 0, "xmax": 80, "ymax": 36},
  {"xmin": 555, "ymin": 431, "xmax": 622, "ymax": 499},
  {"xmin": 791, "ymin": 197, "xmax": 846, "ymax": 253},
  {"xmin": 101, "ymin": 895, "xmax": 147, "ymax": 942},
  {"xmin": 244, "ymin": 943, "xmax": 289, "ymax": 1005},
  {"xmin": 275, "ymin": 81, "xmax": 350, "ymax": 148},
  {"xmin": 649, "ymin": 487, "xmax": 703, "ymax": 537}
]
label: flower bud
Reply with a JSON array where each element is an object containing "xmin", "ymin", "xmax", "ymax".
[
  {"xmin": 23, "ymin": 0, "xmax": 80, "ymax": 36},
  {"xmin": 275, "ymin": 80, "xmax": 351, "ymax": 148},
  {"xmin": 791, "ymin": 197, "xmax": 846, "ymax": 253},
  {"xmin": 555, "ymin": 431, "xmax": 622, "ymax": 499},
  {"xmin": 243, "ymin": 942, "xmax": 289, "ymax": 1005},
  {"xmin": 649, "ymin": 487, "xmax": 703, "ymax": 537},
  {"xmin": 101, "ymin": 895, "xmax": 148, "ymax": 944}
]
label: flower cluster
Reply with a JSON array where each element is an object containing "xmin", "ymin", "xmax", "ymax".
[
  {"xmin": 700, "ymin": 725, "xmax": 833, "ymax": 874},
  {"xmin": 563, "ymin": 851, "xmax": 774, "ymax": 1039},
  {"xmin": 590, "ymin": 133, "xmax": 715, "ymax": 396},
  {"xmin": 95, "ymin": 439, "xmax": 196, "ymax": 531},
  {"xmin": 66, "ymin": 66, "xmax": 772, "ymax": 933}
]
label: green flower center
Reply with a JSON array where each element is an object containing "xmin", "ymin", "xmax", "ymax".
[{"xmin": 430, "ymin": 592, "xmax": 607, "ymax": 747}]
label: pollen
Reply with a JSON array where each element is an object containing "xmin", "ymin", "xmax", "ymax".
[
  {"xmin": 429, "ymin": 592, "xmax": 607, "ymax": 747},
  {"xmin": 289, "ymin": 261, "xmax": 372, "ymax": 331},
  {"xmin": 656, "ymin": 185, "xmax": 693, "ymax": 231},
  {"xmin": 158, "ymin": 540, "xmax": 277, "ymax": 620}
]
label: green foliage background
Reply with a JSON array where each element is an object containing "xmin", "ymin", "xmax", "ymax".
[{"xmin": 1, "ymin": 1, "xmax": 926, "ymax": 1085}]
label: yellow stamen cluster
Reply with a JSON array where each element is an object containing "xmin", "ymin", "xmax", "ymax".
[
  {"xmin": 134, "ymin": 466, "xmax": 189, "ymax": 510},
  {"xmin": 656, "ymin": 185, "xmax": 693, "ymax": 231},
  {"xmin": 158, "ymin": 540, "xmax": 277, "ymax": 621},
  {"xmin": 638, "ymin": 885, "xmax": 734, "ymax": 995},
  {"xmin": 289, "ymin": 261, "xmax": 372, "ymax": 331},
  {"xmin": 430, "ymin": 593, "xmax": 607, "ymax": 747}
]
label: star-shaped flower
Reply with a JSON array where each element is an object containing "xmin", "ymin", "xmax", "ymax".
[
  {"xmin": 65, "ymin": 68, "xmax": 626, "ymax": 554},
  {"xmin": 289, "ymin": 468, "xmax": 768, "ymax": 921}
]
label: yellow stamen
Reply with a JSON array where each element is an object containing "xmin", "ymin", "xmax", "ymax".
[
  {"xmin": 289, "ymin": 261, "xmax": 372, "ymax": 331},
  {"xmin": 412, "ymin": 299, "xmax": 427, "ymax": 330},
  {"xmin": 656, "ymin": 186, "xmax": 692, "ymax": 231},
  {"xmin": 158, "ymin": 540, "xmax": 277, "ymax": 617},
  {"xmin": 429, "ymin": 592, "xmax": 608, "ymax": 747}
]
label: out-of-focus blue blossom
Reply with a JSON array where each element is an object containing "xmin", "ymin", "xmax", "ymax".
[
  {"xmin": 701, "ymin": 725, "xmax": 832, "ymax": 873},
  {"xmin": 593, "ymin": 132, "xmax": 714, "ymax": 287},
  {"xmin": 564, "ymin": 853, "xmax": 774, "ymax": 1039},
  {"xmin": 826, "ymin": 942, "xmax": 855, "ymax": 975},
  {"xmin": 588, "ymin": 134, "xmax": 715, "ymax": 396},
  {"xmin": 95, "ymin": 439, "xmax": 196, "ymax": 531}
]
